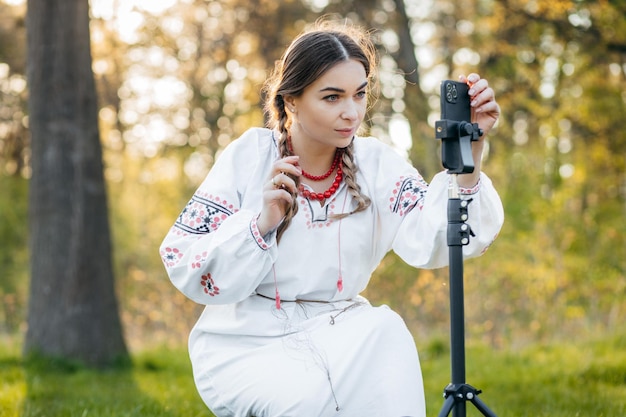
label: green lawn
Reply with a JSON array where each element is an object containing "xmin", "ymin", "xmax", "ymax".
[{"xmin": 1, "ymin": 333, "xmax": 625, "ymax": 417}]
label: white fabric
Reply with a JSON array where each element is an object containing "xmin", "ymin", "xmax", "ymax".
[{"xmin": 160, "ymin": 127, "xmax": 504, "ymax": 417}]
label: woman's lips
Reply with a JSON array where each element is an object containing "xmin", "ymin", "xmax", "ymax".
[{"xmin": 336, "ymin": 128, "xmax": 355, "ymax": 138}]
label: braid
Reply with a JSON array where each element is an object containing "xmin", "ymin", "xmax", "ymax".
[
  {"xmin": 275, "ymin": 100, "xmax": 300, "ymax": 243},
  {"xmin": 336, "ymin": 142, "xmax": 371, "ymax": 219}
]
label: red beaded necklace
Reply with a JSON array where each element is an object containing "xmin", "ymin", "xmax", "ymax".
[
  {"xmin": 301, "ymin": 149, "xmax": 342, "ymax": 181},
  {"xmin": 299, "ymin": 165, "xmax": 343, "ymax": 201},
  {"xmin": 287, "ymin": 136, "xmax": 344, "ymax": 201},
  {"xmin": 287, "ymin": 136, "xmax": 341, "ymax": 180}
]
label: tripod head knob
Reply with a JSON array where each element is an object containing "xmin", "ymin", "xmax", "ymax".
[{"xmin": 460, "ymin": 122, "xmax": 483, "ymax": 140}]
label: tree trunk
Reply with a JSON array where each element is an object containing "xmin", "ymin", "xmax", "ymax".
[
  {"xmin": 391, "ymin": 0, "xmax": 439, "ymax": 178},
  {"xmin": 24, "ymin": 0, "xmax": 128, "ymax": 367}
]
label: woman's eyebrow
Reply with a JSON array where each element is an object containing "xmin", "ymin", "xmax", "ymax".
[{"xmin": 319, "ymin": 81, "xmax": 368, "ymax": 93}]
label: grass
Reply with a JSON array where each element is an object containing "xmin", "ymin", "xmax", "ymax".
[
  {"xmin": 1, "ymin": 333, "xmax": 625, "ymax": 416},
  {"xmin": 421, "ymin": 333, "xmax": 626, "ymax": 417},
  {"xmin": 0, "ymin": 339, "xmax": 208, "ymax": 417}
]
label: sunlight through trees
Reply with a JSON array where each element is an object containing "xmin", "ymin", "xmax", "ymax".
[{"xmin": 0, "ymin": 0, "xmax": 624, "ymax": 350}]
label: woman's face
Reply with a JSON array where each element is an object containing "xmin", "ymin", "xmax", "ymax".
[{"xmin": 287, "ymin": 59, "xmax": 368, "ymax": 151}]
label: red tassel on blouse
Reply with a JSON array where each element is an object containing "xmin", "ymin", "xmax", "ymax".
[
  {"xmin": 275, "ymin": 288, "xmax": 281, "ymax": 310},
  {"xmin": 335, "ymin": 193, "xmax": 349, "ymax": 294},
  {"xmin": 272, "ymin": 265, "xmax": 281, "ymax": 310}
]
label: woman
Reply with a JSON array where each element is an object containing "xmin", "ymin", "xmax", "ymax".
[{"xmin": 160, "ymin": 20, "xmax": 504, "ymax": 417}]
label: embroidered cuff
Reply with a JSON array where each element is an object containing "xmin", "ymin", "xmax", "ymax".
[
  {"xmin": 250, "ymin": 216, "xmax": 272, "ymax": 250},
  {"xmin": 459, "ymin": 177, "xmax": 481, "ymax": 195}
]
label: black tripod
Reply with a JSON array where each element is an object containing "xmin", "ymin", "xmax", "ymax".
[{"xmin": 434, "ymin": 118, "xmax": 498, "ymax": 417}]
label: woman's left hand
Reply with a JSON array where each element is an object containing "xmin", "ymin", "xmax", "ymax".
[{"xmin": 460, "ymin": 73, "xmax": 500, "ymax": 138}]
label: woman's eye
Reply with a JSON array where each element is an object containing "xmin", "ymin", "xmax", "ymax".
[
  {"xmin": 324, "ymin": 95, "xmax": 339, "ymax": 102},
  {"xmin": 356, "ymin": 91, "xmax": 366, "ymax": 99}
]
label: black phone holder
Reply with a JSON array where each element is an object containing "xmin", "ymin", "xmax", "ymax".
[
  {"xmin": 435, "ymin": 119, "xmax": 483, "ymax": 174},
  {"xmin": 434, "ymin": 117, "xmax": 498, "ymax": 417}
]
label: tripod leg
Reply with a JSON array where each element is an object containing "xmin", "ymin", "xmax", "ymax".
[
  {"xmin": 453, "ymin": 401, "xmax": 466, "ymax": 417},
  {"xmin": 437, "ymin": 395, "xmax": 455, "ymax": 417},
  {"xmin": 470, "ymin": 395, "xmax": 498, "ymax": 417}
]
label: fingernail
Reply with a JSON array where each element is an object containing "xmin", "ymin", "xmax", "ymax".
[{"xmin": 468, "ymin": 88, "xmax": 475, "ymax": 96}]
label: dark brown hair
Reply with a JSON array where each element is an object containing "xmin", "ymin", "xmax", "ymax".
[{"xmin": 263, "ymin": 20, "xmax": 376, "ymax": 241}]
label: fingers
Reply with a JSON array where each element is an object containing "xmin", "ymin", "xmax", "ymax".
[
  {"xmin": 266, "ymin": 172, "xmax": 297, "ymax": 195},
  {"xmin": 471, "ymin": 85, "xmax": 495, "ymax": 113},
  {"xmin": 265, "ymin": 155, "xmax": 301, "ymax": 193},
  {"xmin": 260, "ymin": 155, "xmax": 300, "ymax": 222},
  {"xmin": 459, "ymin": 73, "xmax": 497, "ymax": 113},
  {"xmin": 458, "ymin": 73, "xmax": 501, "ymax": 137},
  {"xmin": 257, "ymin": 157, "xmax": 301, "ymax": 235},
  {"xmin": 459, "ymin": 73, "xmax": 475, "ymax": 85},
  {"xmin": 273, "ymin": 155, "xmax": 301, "ymax": 178}
]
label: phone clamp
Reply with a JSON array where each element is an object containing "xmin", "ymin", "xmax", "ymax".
[{"xmin": 435, "ymin": 120, "xmax": 483, "ymax": 174}]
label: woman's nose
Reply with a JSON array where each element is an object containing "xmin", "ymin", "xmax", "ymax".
[{"xmin": 341, "ymin": 100, "xmax": 359, "ymax": 120}]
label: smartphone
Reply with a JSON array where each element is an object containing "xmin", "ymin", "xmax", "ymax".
[
  {"xmin": 438, "ymin": 80, "xmax": 474, "ymax": 173},
  {"xmin": 440, "ymin": 80, "xmax": 471, "ymax": 122}
]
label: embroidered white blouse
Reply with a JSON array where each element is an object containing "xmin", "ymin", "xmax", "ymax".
[{"xmin": 160, "ymin": 127, "xmax": 504, "ymax": 336}]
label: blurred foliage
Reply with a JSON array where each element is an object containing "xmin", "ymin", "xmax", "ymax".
[
  {"xmin": 0, "ymin": 175, "xmax": 28, "ymax": 334},
  {"xmin": 0, "ymin": 0, "xmax": 624, "ymax": 350}
]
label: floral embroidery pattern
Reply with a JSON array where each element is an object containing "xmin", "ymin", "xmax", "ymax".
[
  {"xmin": 192, "ymin": 251, "xmax": 208, "ymax": 269},
  {"xmin": 250, "ymin": 217, "xmax": 270, "ymax": 250},
  {"xmin": 161, "ymin": 247, "xmax": 183, "ymax": 268},
  {"xmin": 300, "ymin": 197, "xmax": 336, "ymax": 229},
  {"xmin": 174, "ymin": 192, "xmax": 237, "ymax": 234},
  {"xmin": 459, "ymin": 178, "xmax": 481, "ymax": 195},
  {"xmin": 201, "ymin": 273, "xmax": 220, "ymax": 296},
  {"xmin": 389, "ymin": 175, "xmax": 428, "ymax": 216}
]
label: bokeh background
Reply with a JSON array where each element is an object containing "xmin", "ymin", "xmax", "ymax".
[{"xmin": 1, "ymin": 0, "xmax": 624, "ymax": 358}]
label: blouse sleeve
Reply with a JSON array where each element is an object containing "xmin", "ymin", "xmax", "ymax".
[
  {"xmin": 159, "ymin": 129, "xmax": 278, "ymax": 305},
  {"xmin": 364, "ymin": 139, "xmax": 504, "ymax": 269}
]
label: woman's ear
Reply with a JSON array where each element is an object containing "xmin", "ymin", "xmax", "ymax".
[{"xmin": 283, "ymin": 96, "xmax": 297, "ymax": 113}]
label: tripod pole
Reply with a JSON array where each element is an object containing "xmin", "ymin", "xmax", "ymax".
[
  {"xmin": 448, "ymin": 174, "xmax": 467, "ymax": 417},
  {"xmin": 437, "ymin": 174, "xmax": 498, "ymax": 417},
  {"xmin": 448, "ymin": 175, "xmax": 465, "ymax": 388}
]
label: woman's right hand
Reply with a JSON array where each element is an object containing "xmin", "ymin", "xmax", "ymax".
[{"xmin": 256, "ymin": 155, "xmax": 301, "ymax": 236}]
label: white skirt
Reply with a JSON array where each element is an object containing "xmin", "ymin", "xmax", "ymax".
[{"xmin": 189, "ymin": 297, "xmax": 426, "ymax": 417}]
